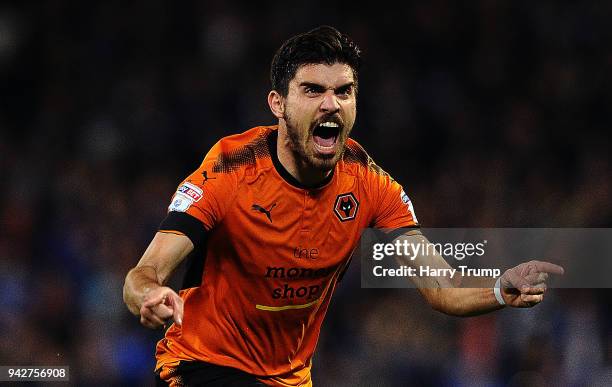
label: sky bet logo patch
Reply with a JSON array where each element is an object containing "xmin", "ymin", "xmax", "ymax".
[{"xmin": 177, "ymin": 182, "xmax": 203, "ymax": 202}]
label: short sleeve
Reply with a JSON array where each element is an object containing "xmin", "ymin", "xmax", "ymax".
[
  {"xmin": 163, "ymin": 143, "xmax": 238, "ymax": 233},
  {"xmin": 370, "ymin": 172, "xmax": 419, "ymax": 229}
]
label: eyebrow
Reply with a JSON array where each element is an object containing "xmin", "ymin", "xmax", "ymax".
[{"xmin": 299, "ymin": 82, "xmax": 355, "ymax": 93}]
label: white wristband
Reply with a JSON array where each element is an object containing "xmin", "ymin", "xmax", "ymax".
[{"xmin": 494, "ymin": 276, "xmax": 505, "ymax": 305}]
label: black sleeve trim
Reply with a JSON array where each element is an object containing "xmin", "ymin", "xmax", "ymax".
[
  {"xmin": 383, "ymin": 225, "xmax": 421, "ymax": 242},
  {"xmin": 159, "ymin": 212, "xmax": 207, "ymax": 249}
]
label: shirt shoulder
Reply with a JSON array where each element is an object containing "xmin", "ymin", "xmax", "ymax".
[
  {"xmin": 338, "ymin": 137, "xmax": 391, "ymax": 180},
  {"xmin": 165, "ymin": 125, "xmax": 276, "ymax": 230},
  {"xmin": 205, "ymin": 125, "xmax": 276, "ymax": 177},
  {"xmin": 338, "ymin": 137, "xmax": 419, "ymax": 228}
]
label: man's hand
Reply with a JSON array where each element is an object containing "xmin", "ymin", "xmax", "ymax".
[
  {"xmin": 139, "ymin": 286, "xmax": 184, "ymax": 329},
  {"xmin": 123, "ymin": 232, "xmax": 193, "ymax": 328},
  {"xmin": 500, "ymin": 260, "xmax": 564, "ymax": 308}
]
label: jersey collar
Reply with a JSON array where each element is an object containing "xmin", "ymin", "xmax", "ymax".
[{"xmin": 267, "ymin": 129, "xmax": 335, "ymax": 190}]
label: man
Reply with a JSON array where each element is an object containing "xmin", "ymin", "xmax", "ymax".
[{"xmin": 123, "ymin": 26, "xmax": 563, "ymax": 386}]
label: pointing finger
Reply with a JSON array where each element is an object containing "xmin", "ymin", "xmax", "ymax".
[
  {"xmin": 531, "ymin": 261, "xmax": 565, "ymax": 275},
  {"xmin": 168, "ymin": 294, "xmax": 184, "ymax": 326}
]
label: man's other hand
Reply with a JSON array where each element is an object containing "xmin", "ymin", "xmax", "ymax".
[{"xmin": 500, "ymin": 260, "xmax": 564, "ymax": 308}]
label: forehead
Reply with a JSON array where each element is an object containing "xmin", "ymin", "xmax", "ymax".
[{"xmin": 291, "ymin": 63, "xmax": 355, "ymax": 88}]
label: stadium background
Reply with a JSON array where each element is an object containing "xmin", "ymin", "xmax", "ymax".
[{"xmin": 1, "ymin": 1, "xmax": 610, "ymax": 385}]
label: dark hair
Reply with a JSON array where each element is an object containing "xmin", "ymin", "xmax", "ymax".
[{"xmin": 270, "ymin": 25, "xmax": 362, "ymax": 96}]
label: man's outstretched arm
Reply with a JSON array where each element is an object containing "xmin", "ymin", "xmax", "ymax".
[
  {"xmin": 123, "ymin": 232, "xmax": 193, "ymax": 328},
  {"xmin": 396, "ymin": 231, "xmax": 564, "ymax": 316}
]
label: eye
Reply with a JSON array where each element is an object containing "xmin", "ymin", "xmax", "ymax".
[
  {"xmin": 336, "ymin": 85, "xmax": 354, "ymax": 98},
  {"xmin": 304, "ymin": 85, "xmax": 323, "ymax": 96}
]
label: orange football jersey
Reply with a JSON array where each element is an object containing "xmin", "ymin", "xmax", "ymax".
[{"xmin": 155, "ymin": 126, "xmax": 418, "ymax": 386}]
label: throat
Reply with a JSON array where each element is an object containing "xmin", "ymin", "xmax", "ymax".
[
  {"xmin": 275, "ymin": 129, "xmax": 334, "ymax": 189},
  {"xmin": 292, "ymin": 158, "xmax": 333, "ymax": 186}
]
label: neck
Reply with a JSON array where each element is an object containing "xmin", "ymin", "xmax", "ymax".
[{"xmin": 276, "ymin": 126, "xmax": 332, "ymax": 188}]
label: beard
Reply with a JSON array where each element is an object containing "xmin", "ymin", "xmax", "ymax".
[{"xmin": 283, "ymin": 111, "xmax": 351, "ymax": 172}]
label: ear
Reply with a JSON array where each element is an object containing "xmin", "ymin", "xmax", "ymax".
[{"xmin": 267, "ymin": 90, "xmax": 285, "ymax": 119}]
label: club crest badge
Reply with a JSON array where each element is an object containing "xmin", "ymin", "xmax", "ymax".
[{"xmin": 334, "ymin": 192, "xmax": 359, "ymax": 222}]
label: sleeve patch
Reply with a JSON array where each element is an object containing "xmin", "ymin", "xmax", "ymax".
[
  {"xmin": 177, "ymin": 182, "xmax": 203, "ymax": 202},
  {"xmin": 169, "ymin": 193, "xmax": 193, "ymax": 212},
  {"xmin": 169, "ymin": 182, "xmax": 204, "ymax": 212},
  {"xmin": 401, "ymin": 190, "xmax": 418, "ymax": 223}
]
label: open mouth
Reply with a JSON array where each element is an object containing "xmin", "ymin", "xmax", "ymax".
[{"xmin": 312, "ymin": 121, "xmax": 341, "ymax": 155}]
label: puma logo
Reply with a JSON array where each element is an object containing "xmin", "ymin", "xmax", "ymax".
[
  {"xmin": 251, "ymin": 203, "xmax": 277, "ymax": 223},
  {"xmin": 202, "ymin": 170, "xmax": 216, "ymax": 183}
]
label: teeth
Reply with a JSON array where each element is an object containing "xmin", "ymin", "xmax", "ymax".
[{"xmin": 319, "ymin": 122, "xmax": 339, "ymax": 128}]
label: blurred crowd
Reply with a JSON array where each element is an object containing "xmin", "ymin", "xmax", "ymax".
[{"xmin": 0, "ymin": 1, "xmax": 610, "ymax": 385}]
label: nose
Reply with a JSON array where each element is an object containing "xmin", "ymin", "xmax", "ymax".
[{"xmin": 320, "ymin": 91, "xmax": 340, "ymax": 114}]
